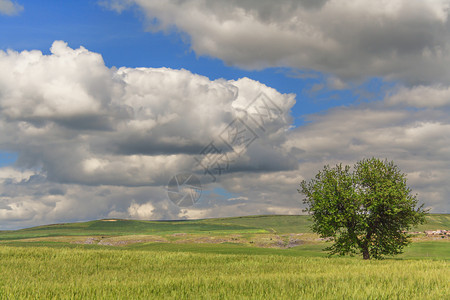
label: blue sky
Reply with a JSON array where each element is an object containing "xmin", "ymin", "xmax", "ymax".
[{"xmin": 0, "ymin": 0, "xmax": 449, "ymax": 229}]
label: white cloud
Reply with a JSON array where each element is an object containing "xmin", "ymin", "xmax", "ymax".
[
  {"xmin": 127, "ymin": 200, "xmax": 155, "ymax": 219},
  {"xmin": 0, "ymin": 42, "xmax": 298, "ymax": 229},
  {"xmin": 104, "ymin": 0, "xmax": 450, "ymax": 84},
  {"xmin": 386, "ymin": 85, "xmax": 450, "ymax": 108},
  {"xmin": 284, "ymin": 104, "xmax": 450, "ymax": 213},
  {"xmin": 0, "ymin": 0, "xmax": 23, "ymax": 16},
  {"xmin": 0, "ymin": 167, "xmax": 34, "ymax": 182},
  {"xmin": 0, "ymin": 42, "xmax": 295, "ymax": 187},
  {"xmin": 98, "ymin": 0, "xmax": 132, "ymax": 13},
  {"xmin": 327, "ymin": 77, "xmax": 347, "ymax": 90},
  {"xmin": 1, "ymin": 41, "xmax": 449, "ymax": 230}
]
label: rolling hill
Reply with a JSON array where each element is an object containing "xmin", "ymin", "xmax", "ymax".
[{"xmin": 1, "ymin": 214, "xmax": 448, "ymax": 241}]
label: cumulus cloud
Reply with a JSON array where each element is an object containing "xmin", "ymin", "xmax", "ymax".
[
  {"xmin": 0, "ymin": 42, "xmax": 297, "ymax": 229},
  {"xmin": 0, "ymin": 41, "xmax": 294, "ymax": 185},
  {"xmin": 127, "ymin": 200, "xmax": 155, "ymax": 219},
  {"xmin": 1, "ymin": 41, "xmax": 449, "ymax": 230},
  {"xmin": 192, "ymin": 84, "xmax": 450, "ymax": 214},
  {"xmin": 0, "ymin": 0, "xmax": 22, "ymax": 16},
  {"xmin": 386, "ymin": 85, "xmax": 450, "ymax": 108},
  {"xmin": 283, "ymin": 104, "xmax": 450, "ymax": 213},
  {"xmin": 103, "ymin": 0, "xmax": 450, "ymax": 85}
]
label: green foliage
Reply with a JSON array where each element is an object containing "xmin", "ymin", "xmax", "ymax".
[{"xmin": 299, "ymin": 158, "xmax": 428, "ymax": 260}]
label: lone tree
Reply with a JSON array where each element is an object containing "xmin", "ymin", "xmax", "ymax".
[{"xmin": 299, "ymin": 158, "xmax": 427, "ymax": 260}]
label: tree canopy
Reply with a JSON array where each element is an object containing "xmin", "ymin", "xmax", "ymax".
[{"xmin": 299, "ymin": 158, "xmax": 427, "ymax": 260}]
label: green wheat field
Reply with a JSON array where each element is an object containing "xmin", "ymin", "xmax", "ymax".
[{"xmin": 0, "ymin": 215, "xmax": 449, "ymax": 299}]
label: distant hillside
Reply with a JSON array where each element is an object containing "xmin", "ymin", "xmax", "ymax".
[
  {"xmin": 410, "ymin": 214, "xmax": 450, "ymax": 231},
  {"xmin": 0, "ymin": 214, "xmax": 448, "ymax": 241}
]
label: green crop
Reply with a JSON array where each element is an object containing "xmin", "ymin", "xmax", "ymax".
[{"xmin": 0, "ymin": 246, "xmax": 448, "ymax": 299}]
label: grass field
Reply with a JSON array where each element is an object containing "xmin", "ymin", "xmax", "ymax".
[
  {"xmin": 1, "ymin": 214, "xmax": 448, "ymax": 239},
  {"xmin": 0, "ymin": 214, "xmax": 449, "ymax": 299},
  {"xmin": 0, "ymin": 246, "xmax": 448, "ymax": 299}
]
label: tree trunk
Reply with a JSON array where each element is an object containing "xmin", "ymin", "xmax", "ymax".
[
  {"xmin": 362, "ymin": 230, "xmax": 373, "ymax": 260},
  {"xmin": 362, "ymin": 247, "xmax": 370, "ymax": 260}
]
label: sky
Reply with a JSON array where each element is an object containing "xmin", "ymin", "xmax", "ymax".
[{"xmin": 0, "ymin": 0, "xmax": 449, "ymax": 229}]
